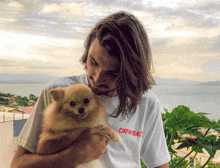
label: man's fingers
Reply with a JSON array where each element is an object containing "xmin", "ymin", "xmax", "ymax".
[
  {"xmin": 91, "ymin": 125, "xmax": 111, "ymax": 142},
  {"xmin": 79, "ymin": 125, "xmax": 110, "ymax": 145},
  {"xmin": 96, "ymin": 132, "xmax": 110, "ymax": 142}
]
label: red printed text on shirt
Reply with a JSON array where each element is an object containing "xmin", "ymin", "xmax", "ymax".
[{"xmin": 118, "ymin": 128, "xmax": 143, "ymax": 137}]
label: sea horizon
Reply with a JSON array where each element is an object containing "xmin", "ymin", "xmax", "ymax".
[{"xmin": 0, "ymin": 83, "xmax": 219, "ymax": 121}]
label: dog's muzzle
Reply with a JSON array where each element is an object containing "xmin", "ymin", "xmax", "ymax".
[{"xmin": 77, "ymin": 108, "xmax": 87, "ymax": 119}]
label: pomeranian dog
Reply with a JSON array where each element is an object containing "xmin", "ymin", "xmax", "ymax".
[{"xmin": 36, "ymin": 84, "xmax": 122, "ymax": 168}]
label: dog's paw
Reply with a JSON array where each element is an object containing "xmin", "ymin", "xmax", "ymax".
[
  {"xmin": 111, "ymin": 131, "xmax": 123, "ymax": 143},
  {"xmin": 113, "ymin": 135, "xmax": 123, "ymax": 143},
  {"xmin": 102, "ymin": 127, "xmax": 123, "ymax": 143}
]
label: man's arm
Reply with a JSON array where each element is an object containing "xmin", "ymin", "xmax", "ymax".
[
  {"xmin": 11, "ymin": 146, "xmax": 66, "ymax": 168},
  {"xmin": 155, "ymin": 163, "xmax": 169, "ymax": 168},
  {"xmin": 11, "ymin": 125, "xmax": 109, "ymax": 168}
]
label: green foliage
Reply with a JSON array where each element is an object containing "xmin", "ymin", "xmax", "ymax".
[
  {"xmin": 0, "ymin": 92, "xmax": 13, "ymax": 106},
  {"xmin": 141, "ymin": 160, "xmax": 147, "ymax": 168},
  {"xmin": 0, "ymin": 92, "xmax": 39, "ymax": 108},
  {"xmin": 203, "ymin": 134, "xmax": 220, "ymax": 158},
  {"xmin": 29, "ymin": 94, "xmax": 38, "ymax": 101},
  {"xmin": 207, "ymin": 162, "xmax": 220, "ymax": 168},
  {"xmin": 196, "ymin": 162, "xmax": 220, "ymax": 168},
  {"xmin": 0, "ymin": 97, "xmax": 9, "ymax": 106},
  {"xmin": 0, "ymin": 92, "xmax": 13, "ymax": 97},
  {"xmin": 15, "ymin": 96, "xmax": 29, "ymax": 106},
  {"xmin": 141, "ymin": 105, "xmax": 219, "ymax": 168},
  {"xmin": 163, "ymin": 105, "xmax": 220, "ymax": 168},
  {"xmin": 169, "ymin": 156, "xmax": 188, "ymax": 168}
]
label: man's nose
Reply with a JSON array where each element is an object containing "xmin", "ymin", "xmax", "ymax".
[{"xmin": 93, "ymin": 69, "xmax": 105, "ymax": 85}]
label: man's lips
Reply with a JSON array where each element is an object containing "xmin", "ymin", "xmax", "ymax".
[
  {"xmin": 91, "ymin": 87, "xmax": 117, "ymax": 95},
  {"xmin": 89, "ymin": 76, "xmax": 109, "ymax": 89},
  {"xmin": 88, "ymin": 76, "xmax": 117, "ymax": 95}
]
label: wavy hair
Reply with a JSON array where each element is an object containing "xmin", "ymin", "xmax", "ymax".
[{"xmin": 80, "ymin": 11, "xmax": 155, "ymax": 118}]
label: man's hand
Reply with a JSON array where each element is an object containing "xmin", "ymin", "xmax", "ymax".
[{"xmin": 58, "ymin": 125, "xmax": 109, "ymax": 167}]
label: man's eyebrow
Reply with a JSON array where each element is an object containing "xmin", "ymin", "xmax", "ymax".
[{"xmin": 90, "ymin": 55, "xmax": 119, "ymax": 72}]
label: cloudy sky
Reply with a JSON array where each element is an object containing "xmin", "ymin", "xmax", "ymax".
[{"xmin": 0, "ymin": 0, "xmax": 220, "ymax": 82}]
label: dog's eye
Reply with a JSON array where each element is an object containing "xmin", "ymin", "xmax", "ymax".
[
  {"xmin": 84, "ymin": 98, "xmax": 90, "ymax": 104},
  {"xmin": 69, "ymin": 101, "xmax": 76, "ymax": 107}
]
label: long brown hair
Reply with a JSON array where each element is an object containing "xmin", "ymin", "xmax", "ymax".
[{"xmin": 81, "ymin": 11, "xmax": 155, "ymax": 118}]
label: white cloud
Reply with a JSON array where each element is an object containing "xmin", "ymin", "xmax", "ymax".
[
  {"xmin": 40, "ymin": 2, "xmax": 86, "ymax": 18},
  {"xmin": 0, "ymin": 31, "xmax": 84, "ymax": 69},
  {"xmin": 0, "ymin": 65, "xmax": 85, "ymax": 77},
  {"xmin": 203, "ymin": 62, "xmax": 220, "ymax": 74},
  {"xmin": 1, "ymin": 50, "xmax": 46, "ymax": 61},
  {"xmin": 0, "ymin": 0, "xmax": 219, "ymax": 82},
  {"xmin": 0, "ymin": 1, "xmax": 25, "ymax": 16},
  {"xmin": 143, "ymin": 0, "xmax": 183, "ymax": 8},
  {"xmin": 83, "ymin": 3, "xmax": 113, "ymax": 19},
  {"xmin": 0, "ymin": 1, "xmax": 30, "ymax": 31},
  {"xmin": 154, "ymin": 62, "xmax": 220, "ymax": 82},
  {"xmin": 151, "ymin": 34, "xmax": 220, "ymax": 82}
]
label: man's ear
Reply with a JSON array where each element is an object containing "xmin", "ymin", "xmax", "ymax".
[{"xmin": 49, "ymin": 87, "xmax": 65, "ymax": 101}]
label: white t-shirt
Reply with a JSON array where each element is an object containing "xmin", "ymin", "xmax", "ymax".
[{"xmin": 16, "ymin": 74, "xmax": 171, "ymax": 168}]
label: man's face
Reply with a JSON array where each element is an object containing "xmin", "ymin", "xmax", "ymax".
[{"xmin": 86, "ymin": 38, "xmax": 119, "ymax": 97}]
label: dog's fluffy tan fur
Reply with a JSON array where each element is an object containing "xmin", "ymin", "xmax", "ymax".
[{"xmin": 36, "ymin": 84, "xmax": 122, "ymax": 165}]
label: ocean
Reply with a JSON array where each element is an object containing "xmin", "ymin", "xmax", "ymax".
[
  {"xmin": 0, "ymin": 84, "xmax": 219, "ymax": 121},
  {"xmin": 152, "ymin": 85, "xmax": 220, "ymax": 121}
]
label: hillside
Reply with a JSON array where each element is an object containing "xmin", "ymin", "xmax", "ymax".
[
  {"xmin": 154, "ymin": 77, "xmax": 200, "ymax": 85},
  {"xmin": 198, "ymin": 81, "xmax": 220, "ymax": 86},
  {"xmin": 1, "ymin": 73, "xmax": 219, "ymax": 86}
]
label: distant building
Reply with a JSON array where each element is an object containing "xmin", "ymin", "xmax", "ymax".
[{"xmin": 23, "ymin": 107, "xmax": 33, "ymax": 114}]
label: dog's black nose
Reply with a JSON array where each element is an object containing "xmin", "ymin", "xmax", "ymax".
[{"xmin": 78, "ymin": 108, "xmax": 84, "ymax": 114}]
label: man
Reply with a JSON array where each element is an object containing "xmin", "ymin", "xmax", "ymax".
[{"xmin": 11, "ymin": 11, "xmax": 170, "ymax": 168}]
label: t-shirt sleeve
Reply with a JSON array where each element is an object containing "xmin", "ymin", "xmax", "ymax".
[
  {"xmin": 16, "ymin": 89, "xmax": 51, "ymax": 153},
  {"xmin": 140, "ymin": 101, "xmax": 171, "ymax": 168}
]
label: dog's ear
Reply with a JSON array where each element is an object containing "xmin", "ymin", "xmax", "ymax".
[{"xmin": 49, "ymin": 87, "xmax": 65, "ymax": 101}]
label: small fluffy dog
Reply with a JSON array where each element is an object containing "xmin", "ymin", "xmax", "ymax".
[{"xmin": 37, "ymin": 84, "xmax": 122, "ymax": 167}]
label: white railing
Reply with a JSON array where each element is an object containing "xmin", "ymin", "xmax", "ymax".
[{"xmin": 0, "ymin": 112, "xmax": 30, "ymax": 122}]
